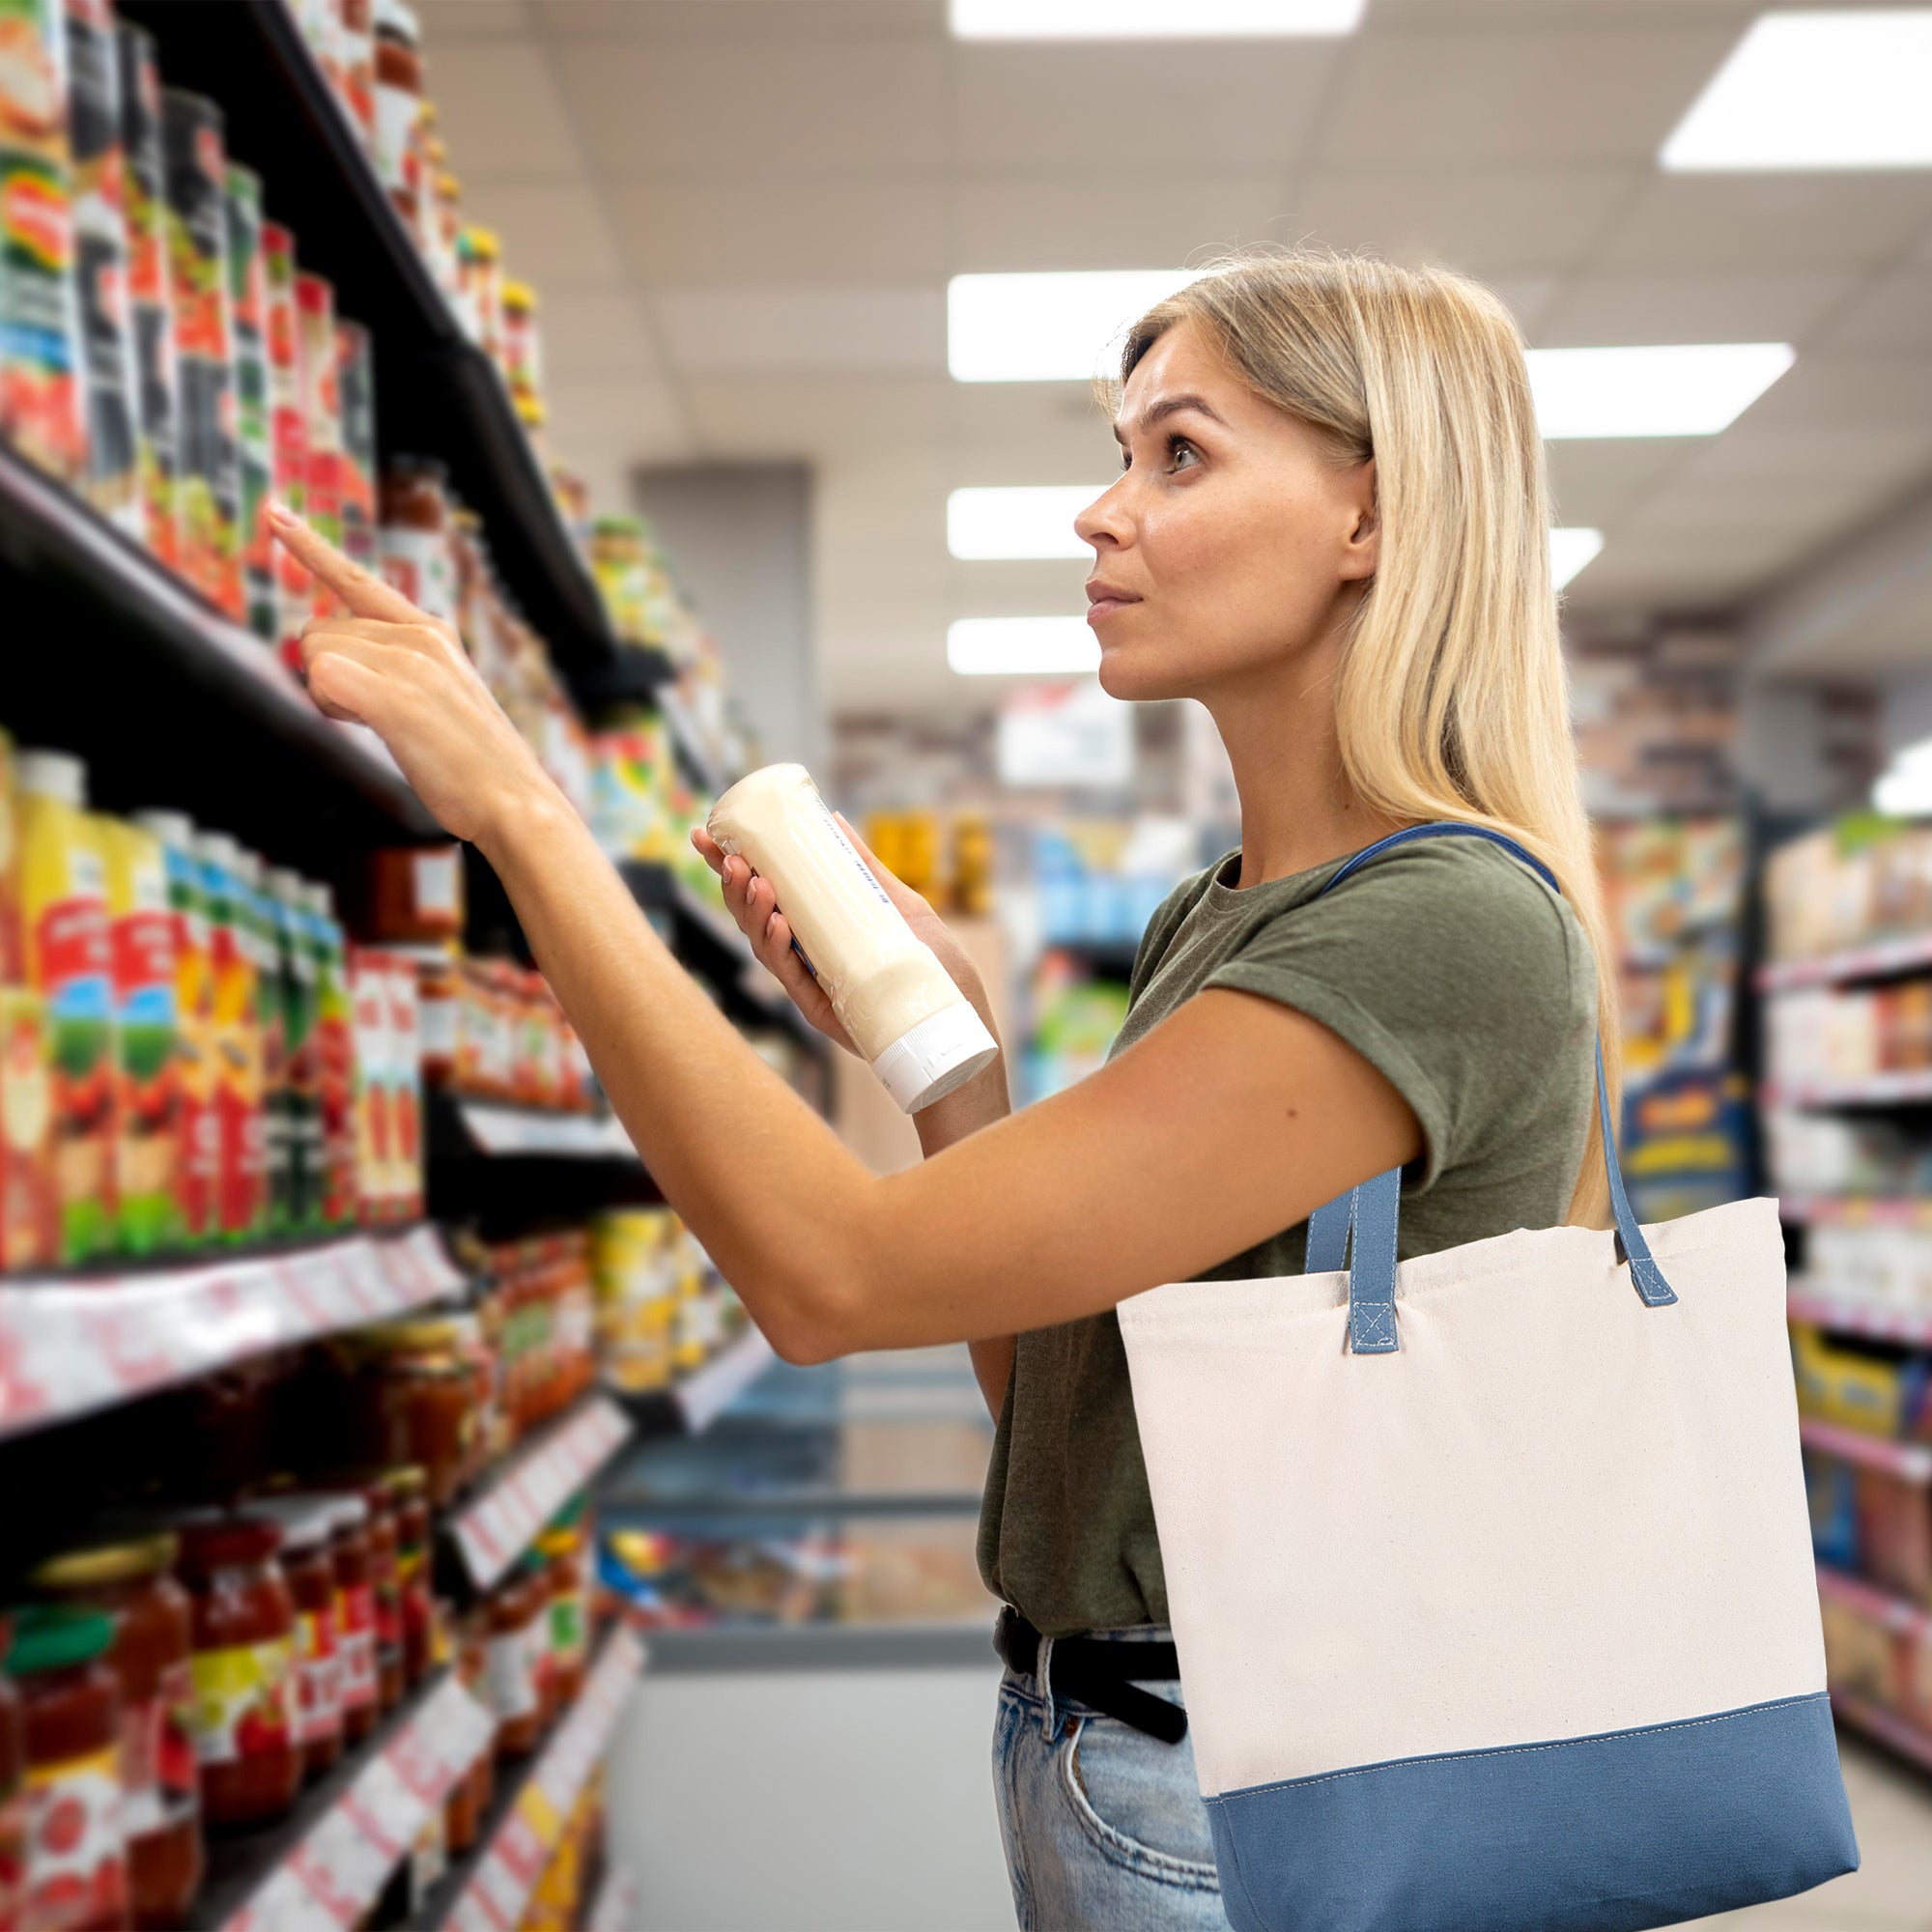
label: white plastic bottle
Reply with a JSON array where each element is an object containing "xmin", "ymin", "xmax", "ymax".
[{"xmin": 706, "ymin": 765, "xmax": 999, "ymax": 1114}]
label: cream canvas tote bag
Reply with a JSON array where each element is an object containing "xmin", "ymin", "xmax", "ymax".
[{"xmin": 1116, "ymin": 822, "xmax": 1858, "ymax": 1932}]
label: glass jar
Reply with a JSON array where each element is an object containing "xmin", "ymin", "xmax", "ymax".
[
  {"xmin": 175, "ymin": 1518, "xmax": 300, "ymax": 1830},
  {"xmin": 456, "ymin": 225, "xmax": 501, "ymax": 360},
  {"xmin": 446, "ymin": 1611, "xmax": 493, "ymax": 1852},
  {"xmin": 0, "ymin": 1621, "xmax": 23, "ymax": 1932},
  {"xmin": 536, "ymin": 1527, "xmax": 586, "ymax": 1712},
  {"xmin": 372, "ymin": 0, "xmax": 423, "ymax": 229},
  {"xmin": 359, "ymin": 1483, "xmax": 404, "ymax": 1713},
  {"xmin": 383, "ymin": 1467, "xmax": 435, "ymax": 1687},
  {"xmin": 482, "ymin": 1573, "xmax": 543, "ymax": 1761},
  {"xmin": 345, "ymin": 1322, "xmax": 476, "ymax": 1509},
  {"xmin": 240, "ymin": 1501, "xmax": 342, "ymax": 1782},
  {"xmin": 29, "ymin": 1540, "xmax": 200, "ymax": 1929},
  {"xmin": 322, "ymin": 1495, "xmax": 378, "ymax": 1747},
  {"xmin": 5, "ymin": 1605, "xmax": 129, "ymax": 1932},
  {"xmin": 498, "ymin": 279, "xmax": 540, "ymax": 401}
]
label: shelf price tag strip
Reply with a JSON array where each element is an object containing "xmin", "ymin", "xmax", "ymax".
[
  {"xmin": 451, "ymin": 1395, "xmax": 634, "ymax": 1591},
  {"xmin": 219, "ymin": 1674, "xmax": 497, "ymax": 1932},
  {"xmin": 443, "ymin": 1630, "xmax": 646, "ymax": 1932},
  {"xmin": 0, "ymin": 1227, "xmax": 465, "ymax": 1440}
]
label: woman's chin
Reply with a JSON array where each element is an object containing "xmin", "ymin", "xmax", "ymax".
[{"xmin": 1096, "ymin": 649, "xmax": 1193, "ymax": 705}]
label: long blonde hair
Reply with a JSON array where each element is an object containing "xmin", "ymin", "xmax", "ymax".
[{"xmin": 1121, "ymin": 251, "xmax": 1615, "ymax": 1226}]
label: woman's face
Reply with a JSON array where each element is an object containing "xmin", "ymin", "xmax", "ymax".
[{"xmin": 1076, "ymin": 317, "xmax": 1378, "ymax": 704}]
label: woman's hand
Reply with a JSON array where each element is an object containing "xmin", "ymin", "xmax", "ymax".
[
  {"xmin": 269, "ymin": 503, "xmax": 558, "ymax": 848},
  {"xmin": 689, "ymin": 819, "xmax": 995, "ymax": 1058}
]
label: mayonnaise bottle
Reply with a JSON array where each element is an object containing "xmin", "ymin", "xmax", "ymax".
[{"xmin": 706, "ymin": 765, "xmax": 999, "ymax": 1114}]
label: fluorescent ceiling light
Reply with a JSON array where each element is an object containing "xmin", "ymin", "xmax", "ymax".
[
  {"xmin": 1549, "ymin": 527, "xmax": 1605, "ymax": 591},
  {"xmin": 950, "ymin": 270, "xmax": 1196, "ymax": 383},
  {"xmin": 1875, "ymin": 738, "xmax": 1932, "ymax": 818},
  {"xmin": 949, "ymin": 617, "xmax": 1101, "ymax": 676},
  {"xmin": 1662, "ymin": 9, "xmax": 1932, "ymax": 171},
  {"xmin": 949, "ymin": 486, "xmax": 1107, "ymax": 559},
  {"xmin": 951, "ymin": 0, "xmax": 1364, "ymax": 38},
  {"xmin": 1526, "ymin": 343, "xmax": 1794, "ymax": 439}
]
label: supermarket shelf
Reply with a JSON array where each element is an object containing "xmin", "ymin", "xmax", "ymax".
[
  {"xmin": 201, "ymin": 1667, "xmax": 494, "ymax": 1932},
  {"xmin": 1760, "ymin": 933, "xmax": 1932, "ymax": 993},
  {"xmin": 449, "ymin": 1393, "xmax": 634, "ymax": 1592},
  {"xmin": 1788, "ymin": 1287, "xmax": 1932, "ymax": 1346},
  {"xmin": 658, "ymin": 687, "xmax": 731, "ymax": 796},
  {"xmin": 1830, "ymin": 1691, "xmax": 1932, "ymax": 1776},
  {"xmin": 1781, "ymin": 1196, "xmax": 1932, "ymax": 1230},
  {"xmin": 584, "ymin": 1863, "xmax": 640, "ymax": 1932},
  {"xmin": 1817, "ymin": 1564, "xmax": 1932, "ymax": 1639},
  {"xmin": 641, "ymin": 1621, "xmax": 997, "ymax": 1674},
  {"xmin": 1799, "ymin": 1416, "xmax": 1932, "ymax": 1483},
  {"xmin": 673, "ymin": 1327, "xmax": 779, "ymax": 1433},
  {"xmin": 0, "ymin": 1226, "xmax": 462, "ymax": 1443},
  {"xmin": 425, "ymin": 1626, "xmax": 646, "ymax": 1932},
  {"xmin": 424, "ymin": 1089, "xmax": 662, "ymax": 1233},
  {"xmin": 1045, "ymin": 936, "xmax": 1143, "ymax": 980},
  {"xmin": 117, "ymin": 0, "xmax": 621, "ymax": 696},
  {"xmin": 0, "ymin": 444, "xmax": 440, "ymax": 864},
  {"xmin": 1763, "ymin": 1071, "xmax": 1932, "ymax": 1109},
  {"xmin": 451, "ymin": 1100, "xmax": 638, "ymax": 1159}
]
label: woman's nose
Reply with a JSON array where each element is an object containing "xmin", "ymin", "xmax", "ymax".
[{"xmin": 1075, "ymin": 479, "xmax": 1131, "ymax": 551}]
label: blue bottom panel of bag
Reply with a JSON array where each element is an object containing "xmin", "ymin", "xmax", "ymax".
[{"xmin": 1207, "ymin": 1690, "xmax": 1858, "ymax": 1932}]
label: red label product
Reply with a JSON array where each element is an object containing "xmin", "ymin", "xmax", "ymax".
[
  {"xmin": 261, "ymin": 222, "xmax": 308, "ymax": 668},
  {"xmin": 113, "ymin": 21, "xmax": 177, "ymax": 570},
  {"xmin": 225, "ymin": 164, "xmax": 274, "ymax": 645},
  {"xmin": 160, "ymin": 89, "xmax": 240, "ymax": 618},
  {"xmin": 334, "ymin": 317, "xmax": 377, "ymax": 569},
  {"xmin": 294, "ymin": 270, "xmax": 342, "ymax": 615}
]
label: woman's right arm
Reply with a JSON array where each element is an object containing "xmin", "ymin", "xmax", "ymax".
[{"xmin": 698, "ymin": 829, "xmax": 1019, "ymax": 1422}]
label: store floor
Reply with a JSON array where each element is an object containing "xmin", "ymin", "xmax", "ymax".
[{"xmin": 610, "ymin": 1702, "xmax": 1930, "ymax": 1931}]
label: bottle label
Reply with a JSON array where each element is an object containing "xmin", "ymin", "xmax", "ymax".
[
  {"xmin": 120, "ymin": 1659, "xmax": 197, "ymax": 1838},
  {"xmin": 336, "ymin": 1582, "xmax": 378, "ymax": 1712},
  {"xmin": 23, "ymin": 1746, "xmax": 128, "ymax": 1932},
  {"xmin": 294, "ymin": 1604, "xmax": 343, "ymax": 1746},
  {"xmin": 484, "ymin": 1627, "xmax": 537, "ymax": 1721},
  {"xmin": 549, "ymin": 1592, "xmax": 584, "ymax": 1665},
  {"xmin": 188, "ymin": 1636, "xmax": 296, "ymax": 1765}
]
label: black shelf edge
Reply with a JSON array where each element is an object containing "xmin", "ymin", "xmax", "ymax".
[
  {"xmin": 119, "ymin": 0, "xmax": 621, "ymax": 698},
  {"xmin": 424, "ymin": 1090, "xmax": 664, "ymax": 1233},
  {"xmin": 193, "ymin": 1664, "xmax": 455, "ymax": 1931},
  {"xmin": 0, "ymin": 445, "xmax": 440, "ymax": 863}
]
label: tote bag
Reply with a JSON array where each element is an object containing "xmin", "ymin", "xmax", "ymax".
[{"xmin": 1116, "ymin": 822, "xmax": 1858, "ymax": 1932}]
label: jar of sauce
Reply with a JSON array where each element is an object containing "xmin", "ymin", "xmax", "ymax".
[
  {"xmin": 482, "ymin": 1573, "xmax": 543, "ymax": 1761},
  {"xmin": 322, "ymin": 1495, "xmax": 378, "ymax": 1747},
  {"xmin": 241, "ymin": 1501, "xmax": 342, "ymax": 1782},
  {"xmin": 372, "ymin": 0, "xmax": 423, "ymax": 231},
  {"xmin": 456, "ymin": 225, "xmax": 502, "ymax": 361},
  {"xmin": 362, "ymin": 1484, "xmax": 405, "ymax": 1713},
  {"xmin": 445, "ymin": 1612, "xmax": 493, "ymax": 1853},
  {"xmin": 536, "ymin": 1527, "xmax": 587, "ymax": 1711},
  {"xmin": 347, "ymin": 1323, "xmax": 475, "ymax": 1509},
  {"xmin": 383, "ymin": 1466, "xmax": 435, "ymax": 1687},
  {"xmin": 0, "ymin": 1617, "xmax": 29, "ymax": 1932},
  {"xmin": 377, "ymin": 458, "xmax": 455, "ymax": 624},
  {"xmin": 29, "ymin": 1540, "xmax": 200, "ymax": 1929},
  {"xmin": 175, "ymin": 1518, "xmax": 300, "ymax": 1830},
  {"xmin": 5, "ymin": 1605, "xmax": 129, "ymax": 1932}
]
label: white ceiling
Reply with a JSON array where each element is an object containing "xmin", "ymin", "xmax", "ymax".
[{"xmin": 416, "ymin": 0, "xmax": 1932, "ymax": 713}]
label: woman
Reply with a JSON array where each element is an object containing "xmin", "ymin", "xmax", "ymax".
[{"xmin": 273, "ymin": 250, "xmax": 1611, "ymax": 1930}]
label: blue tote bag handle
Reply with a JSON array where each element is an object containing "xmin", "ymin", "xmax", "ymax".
[{"xmin": 1295, "ymin": 822, "xmax": 1676, "ymax": 1354}]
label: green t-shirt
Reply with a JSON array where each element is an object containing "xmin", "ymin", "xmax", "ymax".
[{"xmin": 977, "ymin": 834, "xmax": 1599, "ymax": 1637}]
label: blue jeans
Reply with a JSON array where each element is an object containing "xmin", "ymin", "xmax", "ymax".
[{"xmin": 992, "ymin": 1626, "xmax": 1229, "ymax": 1931}]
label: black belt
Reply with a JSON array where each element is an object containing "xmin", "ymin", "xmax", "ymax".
[{"xmin": 995, "ymin": 1607, "xmax": 1187, "ymax": 1745}]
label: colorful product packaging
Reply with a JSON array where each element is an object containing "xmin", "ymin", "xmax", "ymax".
[
  {"xmin": 0, "ymin": 0, "xmax": 86, "ymax": 484},
  {"xmin": 261, "ymin": 221, "xmax": 308, "ymax": 668},
  {"xmin": 294, "ymin": 270, "xmax": 342, "ymax": 613},
  {"xmin": 194, "ymin": 831, "xmax": 263, "ymax": 1242},
  {"xmin": 0, "ymin": 983, "xmax": 55, "ymax": 1269},
  {"xmin": 224, "ymin": 164, "xmax": 275, "ymax": 645},
  {"xmin": 65, "ymin": 0, "xmax": 139, "ymax": 533},
  {"xmin": 133, "ymin": 809, "xmax": 213, "ymax": 1245},
  {"xmin": 114, "ymin": 20, "xmax": 177, "ymax": 570},
  {"xmin": 334, "ymin": 317, "xmax": 376, "ymax": 569},
  {"xmin": 348, "ymin": 946, "xmax": 389, "ymax": 1223},
  {"xmin": 101, "ymin": 815, "xmax": 179, "ymax": 1254},
  {"xmin": 384, "ymin": 953, "xmax": 420, "ymax": 1219},
  {"xmin": 160, "ymin": 88, "xmax": 240, "ymax": 618},
  {"xmin": 0, "ymin": 725, "xmax": 20, "ymax": 981},
  {"xmin": 266, "ymin": 869, "xmax": 320, "ymax": 1234},
  {"xmin": 16, "ymin": 750, "xmax": 114, "ymax": 1262}
]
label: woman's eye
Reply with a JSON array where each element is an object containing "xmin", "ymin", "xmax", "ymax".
[{"xmin": 1167, "ymin": 436, "xmax": 1201, "ymax": 471}]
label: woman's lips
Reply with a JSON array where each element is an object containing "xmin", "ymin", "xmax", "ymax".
[{"xmin": 1085, "ymin": 586, "xmax": 1142, "ymax": 624}]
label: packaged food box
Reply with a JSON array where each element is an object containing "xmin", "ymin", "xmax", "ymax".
[
  {"xmin": 196, "ymin": 831, "xmax": 265, "ymax": 1243},
  {"xmin": 102, "ymin": 815, "xmax": 179, "ymax": 1254},
  {"xmin": 349, "ymin": 945, "xmax": 390, "ymax": 1222},
  {"xmin": 133, "ymin": 808, "xmax": 211, "ymax": 1245},
  {"xmin": 261, "ymin": 221, "xmax": 308, "ymax": 666},
  {"xmin": 225, "ymin": 163, "xmax": 275, "ymax": 645},
  {"xmin": 0, "ymin": 986, "xmax": 55, "ymax": 1268}
]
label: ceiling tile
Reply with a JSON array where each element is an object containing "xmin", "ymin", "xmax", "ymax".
[
  {"xmin": 1535, "ymin": 270, "xmax": 1860, "ymax": 349},
  {"xmin": 607, "ymin": 181, "xmax": 949, "ymax": 285},
  {"xmin": 536, "ymin": 291, "xmax": 661, "ymax": 377},
  {"xmin": 455, "ymin": 182, "xmax": 627, "ymax": 289},
  {"xmin": 1563, "ymin": 528, "xmax": 1798, "ymax": 611},
  {"xmin": 1737, "ymin": 354, "xmax": 1932, "ymax": 435},
  {"xmin": 1664, "ymin": 421, "xmax": 1932, "ymax": 503},
  {"xmin": 545, "ymin": 375, "xmax": 693, "ymax": 460},
  {"xmin": 1595, "ymin": 175, "xmax": 1932, "ymax": 271},
  {"xmin": 1825, "ymin": 267, "xmax": 1932, "ymax": 355},
  {"xmin": 952, "ymin": 176, "xmax": 1295, "ymax": 275},
  {"xmin": 552, "ymin": 39, "xmax": 948, "ymax": 179},
  {"xmin": 682, "ymin": 375, "xmax": 952, "ymax": 456},
  {"xmin": 941, "ymin": 557, "xmax": 1092, "ymax": 618},
  {"xmin": 425, "ymin": 43, "xmax": 582, "ymax": 180},
  {"xmin": 653, "ymin": 287, "xmax": 944, "ymax": 376},
  {"xmin": 1544, "ymin": 440, "xmax": 1695, "ymax": 528},
  {"xmin": 1316, "ymin": 22, "xmax": 1739, "ymax": 167},
  {"xmin": 533, "ymin": 1, "xmax": 945, "ymax": 40},
  {"xmin": 1285, "ymin": 167, "xmax": 1634, "ymax": 271},
  {"xmin": 415, "ymin": 0, "xmax": 534, "ymax": 41},
  {"xmin": 950, "ymin": 43, "xmax": 1340, "ymax": 174}
]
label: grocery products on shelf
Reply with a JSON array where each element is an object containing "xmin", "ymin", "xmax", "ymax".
[{"xmin": 592, "ymin": 1208, "xmax": 744, "ymax": 1396}]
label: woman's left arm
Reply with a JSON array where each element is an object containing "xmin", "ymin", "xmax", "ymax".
[{"xmin": 280, "ymin": 511, "xmax": 1419, "ymax": 1362}]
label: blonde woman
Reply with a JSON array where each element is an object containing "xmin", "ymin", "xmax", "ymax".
[{"xmin": 274, "ymin": 250, "xmax": 1610, "ymax": 1931}]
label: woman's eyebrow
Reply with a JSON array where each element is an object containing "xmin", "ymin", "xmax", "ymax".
[{"xmin": 1113, "ymin": 393, "xmax": 1228, "ymax": 442}]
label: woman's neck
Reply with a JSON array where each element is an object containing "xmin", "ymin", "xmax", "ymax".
[{"xmin": 1206, "ymin": 641, "xmax": 1404, "ymax": 891}]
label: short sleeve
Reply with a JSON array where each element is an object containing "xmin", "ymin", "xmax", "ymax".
[{"xmin": 1203, "ymin": 840, "xmax": 1596, "ymax": 1191}]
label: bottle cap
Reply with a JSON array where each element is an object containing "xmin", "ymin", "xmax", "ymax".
[
  {"xmin": 132, "ymin": 809, "xmax": 196, "ymax": 848},
  {"xmin": 871, "ymin": 1002, "xmax": 999, "ymax": 1115},
  {"xmin": 16, "ymin": 750, "xmax": 86, "ymax": 808}
]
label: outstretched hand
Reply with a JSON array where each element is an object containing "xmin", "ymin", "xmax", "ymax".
[{"xmin": 270, "ymin": 503, "xmax": 554, "ymax": 848}]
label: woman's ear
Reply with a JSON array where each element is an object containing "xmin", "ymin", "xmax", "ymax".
[{"xmin": 1340, "ymin": 458, "xmax": 1379, "ymax": 582}]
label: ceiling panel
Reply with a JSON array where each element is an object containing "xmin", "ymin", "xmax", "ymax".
[
  {"xmin": 654, "ymin": 288, "xmax": 944, "ymax": 376},
  {"xmin": 1544, "ymin": 440, "xmax": 1697, "ymax": 528},
  {"xmin": 942, "ymin": 558, "xmax": 1092, "ymax": 618},
  {"xmin": 949, "ymin": 43, "xmax": 1340, "ymax": 174},
  {"xmin": 424, "ymin": 43, "xmax": 582, "ymax": 181},
  {"xmin": 456, "ymin": 182, "xmax": 628, "ymax": 289},
  {"xmin": 1596, "ymin": 175, "xmax": 1932, "ymax": 271},
  {"xmin": 544, "ymin": 375, "xmax": 692, "ymax": 459},
  {"xmin": 1735, "ymin": 353, "xmax": 1932, "ymax": 435},
  {"xmin": 534, "ymin": 1, "xmax": 945, "ymax": 40},
  {"xmin": 682, "ymin": 376, "xmax": 952, "ymax": 456},
  {"xmin": 1565, "ymin": 528, "xmax": 1803, "ymax": 610},
  {"xmin": 606, "ymin": 181, "xmax": 950, "ymax": 285},
  {"xmin": 414, "ymin": 0, "xmax": 534, "ymax": 42},
  {"xmin": 534, "ymin": 291, "xmax": 662, "ymax": 376},
  {"xmin": 952, "ymin": 176, "xmax": 1296, "ymax": 275},
  {"xmin": 1316, "ymin": 23, "xmax": 1738, "ymax": 167},
  {"xmin": 552, "ymin": 39, "xmax": 949, "ymax": 179},
  {"xmin": 1535, "ymin": 270, "xmax": 1859, "ymax": 349},
  {"xmin": 1825, "ymin": 266, "xmax": 1932, "ymax": 355}
]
